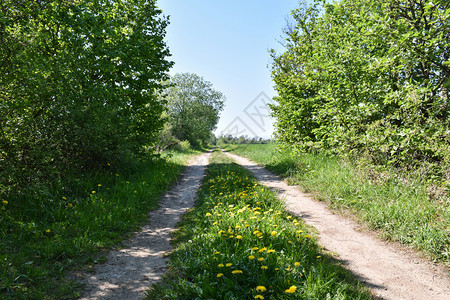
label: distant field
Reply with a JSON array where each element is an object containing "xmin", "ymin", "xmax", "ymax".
[{"xmin": 223, "ymin": 144, "xmax": 449, "ymax": 263}]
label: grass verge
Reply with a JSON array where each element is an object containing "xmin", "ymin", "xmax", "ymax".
[
  {"xmin": 147, "ymin": 149, "xmax": 372, "ymax": 299},
  {"xmin": 223, "ymin": 144, "xmax": 449, "ymax": 263},
  {"xmin": 0, "ymin": 149, "xmax": 200, "ymax": 299}
]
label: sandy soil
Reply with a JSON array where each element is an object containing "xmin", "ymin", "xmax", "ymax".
[
  {"xmin": 79, "ymin": 151, "xmax": 211, "ymax": 300},
  {"xmin": 223, "ymin": 150, "xmax": 449, "ymax": 300}
]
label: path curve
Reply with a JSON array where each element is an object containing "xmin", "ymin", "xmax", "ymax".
[
  {"xmin": 223, "ymin": 150, "xmax": 449, "ymax": 300},
  {"xmin": 80, "ymin": 151, "xmax": 211, "ymax": 300}
]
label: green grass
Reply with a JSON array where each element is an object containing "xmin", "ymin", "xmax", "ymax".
[
  {"xmin": 223, "ymin": 144, "xmax": 449, "ymax": 263},
  {"xmin": 147, "ymin": 149, "xmax": 372, "ymax": 299},
  {"xmin": 0, "ymin": 149, "xmax": 200, "ymax": 299}
]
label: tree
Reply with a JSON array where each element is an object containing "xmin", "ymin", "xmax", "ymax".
[
  {"xmin": 164, "ymin": 73, "xmax": 225, "ymax": 148},
  {"xmin": 270, "ymin": 0, "xmax": 450, "ymax": 175},
  {"xmin": 0, "ymin": 0, "xmax": 172, "ymax": 192}
]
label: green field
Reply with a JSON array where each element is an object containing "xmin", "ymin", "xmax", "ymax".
[
  {"xmin": 0, "ymin": 150, "xmax": 199, "ymax": 299},
  {"xmin": 222, "ymin": 144, "xmax": 449, "ymax": 263},
  {"xmin": 147, "ymin": 149, "xmax": 371, "ymax": 299}
]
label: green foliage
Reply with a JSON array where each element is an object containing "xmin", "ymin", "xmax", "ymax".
[
  {"xmin": 147, "ymin": 150, "xmax": 371, "ymax": 299},
  {"xmin": 0, "ymin": 150, "xmax": 197, "ymax": 299},
  {"xmin": 0, "ymin": 0, "xmax": 173, "ymax": 195},
  {"xmin": 229, "ymin": 144, "xmax": 449, "ymax": 262},
  {"xmin": 163, "ymin": 73, "xmax": 225, "ymax": 149},
  {"xmin": 271, "ymin": 0, "xmax": 450, "ymax": 177}
]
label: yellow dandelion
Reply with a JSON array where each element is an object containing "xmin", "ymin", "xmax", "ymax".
[
  {"xmin": 258, "ymin": 257, "xmax": 264, "ymax": 262},
  {"xmin": 267, "ymin": 249, "xmax": 275, "ymax": 253},
  {"xmin": 232, "ymin": 270, "xmax": 243, "ymax": 274},
  {"xmin": 258, "ymin": 247, "xmax": 267, "ymax": 253},
  {"xmin": 226, "ymin": 263, "xmax": 232, "ymax": 267},
  {"xmin": 294, "ymin": 262, "xmax": 301, "ymax": 267},
  {"xmin": 256, "ymin": 286, "xmax": 266, "ymax": 292},
  {"xmin": 218, "ymin": 264, "xmax": 224, "ymax": 268},
  {"xmin": 46, "ymin": 229, "xmax": 51, "ymax": 233},
  {"xmin": 217, "ymin": 273, "xmax": 224, "ymax": 278},
  {"xmin": 316, "ymin": 255, "xmax": 321, "ymax": 259},
  {"xmin": 261, "ymin": 266, "xmax": 268, "ymax": 270},
  {"xmin": 98, "ymin": 184, "xmax": 101, "ymax": 187},
  {"xmin": 305, "ymin": 235, "xmax": 311, "ymax": 239},
  {"xmin": 215, "ymin": 251, "xmax": 220, "ymax": 254},
  {"xmin": 62, "ymin": 197, "xmax": 67, "ymax": 200},
  {"xmin": 271, "ymin": 231, "xmax": 277, "ymax": 236},
  {"xmin": 2, "ymin": 200, "xmax": 8, "ymax": 205},
  {"xmin": 249, "ymin": 255, "xmax": 255, "ymax": 260},
  {"xmin": 252, "ymin": 247, "xmax": 259, "ymax": 251},
  {"xmin": 68, "ymin": 203, "xmax": 73, "ymax": 208},
  {"xmin": 254, "ymin": 295, "xmax": 264, "ymax": 300},
  {"xmin": 91, "ymin": 191, "xmax": 96, "ymax": 194},
  {"xmin": 205, "ymin": 213, "xmax": 212, "ymax": 217},
  {"xmin": 236, "ymin": 235, "xmax": 243, "ymax": 240},
  {"xmin": 285, "ymin": 286, "xmax": 297, "ymax": 293}
]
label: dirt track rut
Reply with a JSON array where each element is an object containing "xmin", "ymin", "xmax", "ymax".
[
  {"xmin": 80, "ymin": 151, "xmax": 211, "ymax": 300},
  {"xmin": 223, "ymin": 150, "xmax": 449, "ymax": 300}
]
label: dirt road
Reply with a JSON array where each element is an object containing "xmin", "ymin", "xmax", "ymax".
[
  {"xmin": 223, "ymin": 150, "xmax": 449, "ymax": 300},
  {"xmin": 80, "ymin": 151, "xmax": 211, "ymax": 300}
]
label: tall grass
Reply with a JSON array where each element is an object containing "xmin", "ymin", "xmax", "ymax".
[
  {"xmin": 147, "ymin": 149, "xmax": 371, "ymax": 299},
  {"xmin": 224, "ymin": 144, "xmax": 449, "ymax": 263},
  {"xmin": 0, "ymin": 149, "xmax": 199, "ymax": 299}
]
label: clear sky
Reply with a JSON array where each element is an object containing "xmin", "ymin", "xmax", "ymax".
[{"xmin": 157, "ymin": 0, "xmax": 300, "ymax": 139}]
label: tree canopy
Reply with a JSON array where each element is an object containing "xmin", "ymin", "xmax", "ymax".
[
  {"xmin": 163, "ymin": 73, "xmax": 225, "ymax": 148},
  {"xmin": 0, "ymin": 0, "xmax": 173, "ymax": 192},
  {"xmin": 271, "ymin": 0, "xmax": 449, "ymax": 176}
]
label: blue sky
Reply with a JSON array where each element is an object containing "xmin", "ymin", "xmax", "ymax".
[{"xmin": 158, "ymin": 0, "xmax": 300, "ymax": 138}]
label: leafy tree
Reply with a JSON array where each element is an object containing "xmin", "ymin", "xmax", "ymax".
[
  {"xmin": 271, "ymin": 0, "xmax": 449, "ymax": 177},
  {"xmin": 164, "ymin": 73, "xmax": 225, "ymax": 148},
  {"xmin": 0, "ymin": 0, "xmax": 172, "ymax": 192}
]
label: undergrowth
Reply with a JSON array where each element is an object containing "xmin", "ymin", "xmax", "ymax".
[{"xmin": 0, "ymin": 149, "xmax": 199, "ymax": 299}]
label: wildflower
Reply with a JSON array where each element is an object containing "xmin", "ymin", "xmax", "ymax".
[
  {"xmin": 68, "ymin": 203, "xmax": 73, "ymax": 208},
  {"xmin": 252, "ymin": 247, "xmax": 259, "ymax": 251},
  {"xmin": 91, "ymin": 191, "xmax": 96, "ymax": 194},
  {"xmin": 271, "ymin": 231, "xmax": 277, "ymax": 236},
  {"xmin": 215, "ymin": 251, "xmax": 220, "ymax": 255},
  {"xmin": 258, "ymin": 257, "xmax": 264, "ymax": 262},
  {"xmin": 46, "ymin": 229, "xmax": 51, "ymax": 233},
  {"xmin": 213, "ymin": 257, "xmax": 218, "ymax": 260},
  {"xmin": 205, "ymin": 213, "xmax": 212, "ymax": 217},
  {"xmin": 213, "ymin": 222, "xmax": 218, "ymax": 225},
  {"xmin": 98, "ymin": 184, "xmax": 102, "ymax": 187},
  {"xmin": 218, "ymin": 264, "xmax": 224, "ymax": 268},
  {"xmin": 258, "ymin": 247, "xmax": 267, "ymax": 253},
  {"xmin": 261, "ymin": 265, "xmax": 268, "ymax": 270},
  {"xmin": 236, "ymin": 235, "xmax": 243, "ymax": 240},
  {"xmin": 218, "ymin": 230, "xmax": 226, "ymax": 234},
  {"xmin": 294, "ymin": 262, "xmax": 301, "ymax": 267},
  {"xmin": 226, "ymin": 263, "xmax": 232, "ymax": 267},
  {"xmin": 267, "ymin": 249, "xmax": 275, "ymax": 254},
  {"xmin": 232, "ymin": 270, "xmax": 243, "ymax": 274},
  {"xmin": 62, "ymin": 197, "xmax": 67, "ymax": 200},
  {"xmin": 254, "ymin": 295, "xmax": 264, "ymax": 299},
  {"xmin": 297, "ymin": 230, "xmax": 303, "ymax": 234},
  {"xmin": 248, "ymin": 255, "xmax": 255, "ymax": 260},
  {"xmin": 285, "ymin": 286, "xmax": 297, "ymax": 293},
  {"xmin": 305, "ymin": 235, "xmax": 311, "ymax": 239},
  {"xmin": 134, "ymin": 190, "xmax": 137, "ymax": 193},
  {"xmin": 2, "ymin": 200, "xmax": 8, "ymax": 205},
  {"xmin": 217, "ymin": 273, "xmax": 224, "ymax": 278},
  {"xmin": 256, "ymin": 286, "xmax": 266, "ymax": 292},
  {"xmin": 316, "ymin": 255, "xmax": 321, "ymax": 259}
]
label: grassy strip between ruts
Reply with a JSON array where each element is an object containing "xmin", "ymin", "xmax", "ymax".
[
  {"xmin": 147, "ymin": 149, "xmax": 371, "ymax": 299},
  {"xmin": 0, "ymin": 149, "xmax": 200, "ymax": 299},
  {"xmin": 222, "ymin": 144, "xmax": 449, "ymax": 263}
]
